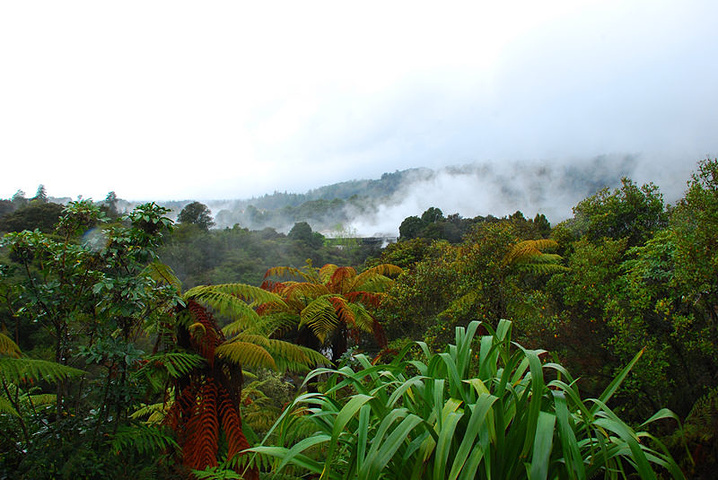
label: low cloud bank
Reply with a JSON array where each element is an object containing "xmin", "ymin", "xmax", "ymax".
[{"xmin": 345, "ymin": 154, "xmax": 694, "ymax": 237}]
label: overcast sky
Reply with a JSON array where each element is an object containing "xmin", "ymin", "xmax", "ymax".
[{"xmin": 1, "ymin": 0, "xmax": 716, "ymax": 202}]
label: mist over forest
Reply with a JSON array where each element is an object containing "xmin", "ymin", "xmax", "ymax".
[
  {"xmin": 202, "ymin": 153, "xmax": 693, "ymax": 237},
  {"xmin": 3, "ymin": 154, "xmax": 695, "ymax": 240}
]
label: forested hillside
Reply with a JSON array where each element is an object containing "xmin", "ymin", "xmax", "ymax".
[
  {"xmin": 0, "ymin": 155, "xmax": 643, "ymax": 237},
  {"xmin": 0, "ymin": 159, "xmax": 716, "ymax": 478}
]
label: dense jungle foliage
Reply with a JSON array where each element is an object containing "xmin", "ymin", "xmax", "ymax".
[{"xmin": 0, "ymin": 158, "xmax": 717, "ymax": 479}]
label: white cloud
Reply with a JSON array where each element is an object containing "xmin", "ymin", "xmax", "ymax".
[{"xmin": 1, "ymin": 1, "xmax": 716, "ymax": 201}]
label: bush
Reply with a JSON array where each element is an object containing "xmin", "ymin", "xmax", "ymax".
[{"xmin": 249, "ymin": 320, "xmax": 684, "ymax": 479}]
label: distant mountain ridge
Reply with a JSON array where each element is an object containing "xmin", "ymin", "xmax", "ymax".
[
  {"xmin": 205, "ymin": 155, "xmax": 643, "ymax": 235},
  {"xmin": 32, "ymin": 154, "xmax": 664, "ymax": 236}
]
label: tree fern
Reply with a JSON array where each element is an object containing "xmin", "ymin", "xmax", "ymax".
[
  {"xmin": 0, "ymin": 395, "xmax": 19, "ymax": 417},
  {"xmin": 216, "ymin": 341, "xmax": 277, "ymax": 370},
  {"xmin": 263, "ymin": 338, "xmax": 328, "ymax": 372},
  {"xmin": 502, "ymin": 239, "xmax": 569, "ymax": 274},
  {"xmin": 0, "ymin": 357, "xmax": 85, "ymax": 384},
  {"xmin": 111, "ymin": 424, "xmax": 180, "ymax": 456},
  {"xmin": 185, "ymin": 286, "xmax": 264, "ymax": 327},
  {"xmin": 142, "ymin": 261, "xmax": 183, "ymax": 293},
  {"xmin": 130, "ymin": 401, "xmax": 171, "ymax": 425},
  {"xmin": 0, "ymin": 332, "xmax": 21, "ymax": 358},
  {"xmin": 262, "ymin": 263, "xmax": 402, "ymax": 362}
]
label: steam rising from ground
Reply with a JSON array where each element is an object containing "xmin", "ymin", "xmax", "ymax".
[{"xmin": 344, "ymin": 154, "xmax": 694, "ymax": 237}]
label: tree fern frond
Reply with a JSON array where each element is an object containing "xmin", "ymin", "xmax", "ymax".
[
  {"xmin": 223, "ymin": 313, "xmax": 296, "ymax": 338},
  {"xmin": 216, "ymin": 342, "xmax": 277, "ymax": 370},
  {"xmin": 133, "ymin": 352, "xmax": 206, "ymax": 392},
  {"xmin": 264, "ymin": 339, "xmax": 329, "ymax": 371},
  {"xmin": 516, "ymin": 262, "xmax": 571, "ymax": 275},
  {"xmin": 217, "ymin": 386, "xmax": 252, "ymax": 466},
  {"xmin": 192, "ymin": 466, "xmax": 243, "ymax": 479},
  {"xmin": 282, "ymin": 283, "xmax": 329, "ymax": 302},
  {"xmin": 0, "ymin": 396, "xmax": 19, "ymax": 417},
  {"xmin": 327, "ymin": 266, "xmax": 356, "ymax": 293},
  {"xmin": 344, "ymin": 290, "xmax": 385, "ymax": 308},
  {"xmin": 0, "ymin": 357, "xmax": 85, "ymax": 384},
  {"xmin": 264, "ymin": 266, "xmax": 315, "ymax": 283},
  {"xmin": 183, "ymin": 381, "xmax": 220, "ymax": 470},
  {"xmin": 353, "ymin": 264, "xmax": 403, "ymax": 287},
  {"xmin": 193, "ymin": 283, "xmax": 285, "ymax": 306},
  {"xmin": 343, "ymin": 302, "xmax": 374, "ymax": 334},
  {"xmin": 111, "ymin": 424, "xmax": 180, "ymax": 456},
  {"xmin": 318, "ymin": 264, "xmax": 340, "ymax": 283},
  {"xmin": 441, "ymin": 290, "xmax": 481, "ymax": 318},
  {"xmin": 131, "ymin": 402, "xmax": 171, "ymax": 425},
  {"xmin": 230, "ymin": 333, "xmax": 271, "ymax": 349},
  {"xmin": 527, "ymin": 253, "xmax": 564, "ymax": 264},
  {"xmin": 502, "ymin": 239, "xmax": 560, "ymax": 266},
  {"xmin": 24, "ymin": 393, "xmax": 57, "ymax": 408},
  {"xmin": 0, "ymin": 332, "xmax": 22, "ymax": 358},
  {"xmin": 143, "ymin": 261, "xmax": 182, "ymax": 293},
  {"xmin": 299, "ymin": 297, "xmax": 339, "ymax": 343},
  {"xmin": 185, "ymin": 290, "xmax": 261, "ymax": 330}
]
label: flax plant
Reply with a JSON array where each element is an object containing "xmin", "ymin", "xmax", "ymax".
[{"xmin": 249, "ymin": 320, "xmax": 684, "ymax": 479}]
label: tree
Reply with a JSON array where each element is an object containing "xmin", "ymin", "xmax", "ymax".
[
  {"xmin": 287, "ymin": 221, "xmax": 324, "ymax": 248},
  {"xmin": 420, "ymin": 206, "xmax": 444, "ymax": 223},
  {"xmin": 398, "ymin": 215, "xmax": 425, "ymax": 240},
  {"xmin": 103, "ymin": 191, "xmax": 119, "ymax": 218},
  {"xmin": 178, "ymin": 201, "xmax": 215, "ymax": 231},
  {"xmin": 0, "ymin": 201, "xmax": 64, "ymax": 233},
  {"xmin": 0, "ymin": 201, "xmax": 179, "ymax": 477},
  {"xmin": 31, "ymin": 185, "xmax": 47, "ymax": 203},
  {"xmin": 11, "ymin": 190, "xmax": 27, "ymax": 208},
  {"xmin": 571, "ymin": 177, "xmax": 667, "ymax": 247},
  {"xmin": 139, "ymin": 269, "xmax": 325, "ymax": 477},
  {"xmin": 260, "ymin": 262, "xmax": 402, "ymax": 362}
]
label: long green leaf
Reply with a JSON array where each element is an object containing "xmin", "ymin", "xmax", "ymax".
[{"xmin": 529, "ymin": 411, "xmax": 556, "ymax": 480}]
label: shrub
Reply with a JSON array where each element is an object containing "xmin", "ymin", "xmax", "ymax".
[{"xmin": 250, "ymin": 320, "xmax": 684, "ymax": 479}]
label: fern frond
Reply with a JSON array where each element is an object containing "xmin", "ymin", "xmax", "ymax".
[
  {"xmin": 143, "ymin": 261, "xmax": 182, "ymax": 293},
  {"xmin": 299, "ymin": 297, "xmax": 339, "ymax": 343},
  {"xmin": 192, "ymin": 466, "xmax": 243, "ymax": 479},
  {"xmin": 343, "ymin": 302, "xmax": 374, "ymax": 334},
  {"xmin": 0, "ymin": 396, "xmax": 19, "ymax": 417},
  {"xmin": 318, "ymin": 264, "xmax": 340, "ymax": 283},
  {"xmin": 327, "ymin": 266, "xmax": 356, "ymax": 293},
  {"xmin": 264, "ymin": 266, "xmax": 315, "ymax": 283},
  {"xmin": 133, "ymin": 352, "xmax": 206, "ymax": 393},
  {"xmin": 502, "ymin": 239, "xmax": 559, "ymax": 266},
  {"xmin": 131, "ymin": 402, "xmax": 171, "ymax": 425},
  {"xmin": 264, "ymin": 339, "xmax": 329, "ymax": 371},
  {"xmin": 282, "ymin": 283, "xmax": 329, "ymax": 302},
  {"xmin": 216, "ymin": 342, "xmax": 277, "ymax": 370},
  {"xmin": 223, "ymin": 313, "xmax": 295, "ymax": 338},
  {"xmin": 0, "ymin": 357, "xmax": 85, "ymax": 384},
  {"xmin": 218, "ymin": 386, "xmax": 252, "ymax": 464},
  {"xmin": 344, "ymin": 290, "xmax": 386, "ymax": 309},
  {"xmin": 441, "ymin": 290, "xmax": 481, "ymax": 318},
  {"xmin": 0, "ymin": 332, "xmax": 22, "ymax": 358},
  {"xmin": 183, "ymin": 381, "xmax": 220, "ymax": 470},
  {"xmin": 516, "ymin": 262, "xmax": 571, "ymax": 275},
  {"xmin": 185, "ymin": 287, "xmax": 262, "ymax": 326},
  {"xmin": 24, "ymin": 393, "xmax": 57, "ymax": 408},
  {"xmin": 243, "ymin": 313, "xmax": 299, "ymax": 338},
  {"xmin": 111, "ymin": 424, "xmax": 180, "ymax": 456},
  {"xmin": 353, "ymin": 264, "xmax": 402, "ymax": 285},
  {"xmin": 353, "ymin": 275, "xmax": 394, "ymax": 294}
]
